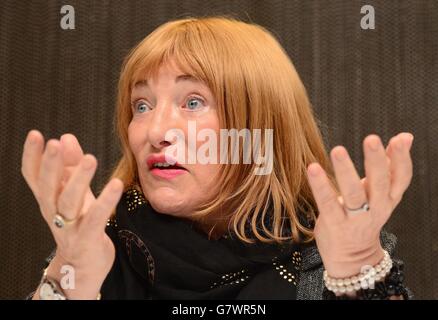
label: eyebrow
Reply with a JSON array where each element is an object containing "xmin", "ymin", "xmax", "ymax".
[{"xmin": 134, "ymin": 74, "xmax": 201, "ymax": 88}]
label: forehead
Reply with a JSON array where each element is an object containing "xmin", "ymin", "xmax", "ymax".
[
  {"xmin": 133, "ymin": 73, "xmax": 202, "ymax": 89},
  {"xmin": 132, "ymin": 59, "xmax": 204, "ymax": 88}
]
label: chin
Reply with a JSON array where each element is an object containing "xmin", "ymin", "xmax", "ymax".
[{"xmin": 146, "ymin": 189, "xmax": 190, "ymax": 217}]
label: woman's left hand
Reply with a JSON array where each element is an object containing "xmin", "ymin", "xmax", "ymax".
[{"xmin": 307, "ymin": 133, "xmax": 413, "ymax": 278}]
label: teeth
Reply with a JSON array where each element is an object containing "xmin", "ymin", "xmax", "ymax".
[{"xmin": 153, "ymin": 162, "xmax": 171, "ymax": 168}]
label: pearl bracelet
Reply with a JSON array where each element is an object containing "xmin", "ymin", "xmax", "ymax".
[{"xmin": 323, "ymin": 250, "xmax": 393, "ymax": 294}]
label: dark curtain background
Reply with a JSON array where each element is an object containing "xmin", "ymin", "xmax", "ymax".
[{"xmin": 0, "ymin": 0, "xmax": 436, "ymax": 299}]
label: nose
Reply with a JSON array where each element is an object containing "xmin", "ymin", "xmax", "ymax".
[{"xmin": 147, "ymin": 101, "xmax": 180, "ymax": 150}]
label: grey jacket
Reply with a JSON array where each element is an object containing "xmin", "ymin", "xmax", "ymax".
[{"xmin": 296, "ymin": 230, "xmax": 413, "ymax": 299}]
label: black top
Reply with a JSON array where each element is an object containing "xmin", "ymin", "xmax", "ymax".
[{"xmin": 100, "ymin": 188, "xmax": 302, "ymax": 299}]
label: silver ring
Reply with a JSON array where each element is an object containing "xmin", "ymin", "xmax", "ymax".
[
  {"xmin": 344, "ymin": 202, "xmax": 370, "ymax": 215},
  {"xmin": 53, "ymin": 214, "xmax": 75, "ymax": 229}
]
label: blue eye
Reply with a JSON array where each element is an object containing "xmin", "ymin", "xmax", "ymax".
[
  {"xmin": 133, "ymin": 101, "xmax": 151, "ymax": 113},
  {"xmin": 185, "ymin": 97, "xmax": 204, "ymax": 111}
]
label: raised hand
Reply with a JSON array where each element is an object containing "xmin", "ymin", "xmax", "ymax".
[
  {"xmin": 306, "ymin": 133, "xmax": 413, "ymax": 278},
  {"xmin": 21, "ymin": 130, "xmax": 123, "ymax": 299}
]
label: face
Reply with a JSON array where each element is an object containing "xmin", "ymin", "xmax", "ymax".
[{"xmin": 128, "ymin": 60, "xmax": 221, "ymax": 218}]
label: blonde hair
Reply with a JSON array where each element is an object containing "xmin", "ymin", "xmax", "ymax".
[{"xmin": 110, "ymin": 15, "xmax": 335, "ymax": 244}]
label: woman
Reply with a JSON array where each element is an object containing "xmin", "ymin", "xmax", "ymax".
[{"xmin": 23, "ymin": 16, "xmax": 413, "ymax": 299}]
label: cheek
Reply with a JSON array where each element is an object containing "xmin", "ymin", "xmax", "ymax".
[
  {"xmin": 189, "ymin": 114, "xmax": 221, "ymax": 186},
  {"xmin": 190, "ymin": 144, "xmax": 221, "ymax": 192},
  {"xmin": 193, "ymin": 163, "xmax": 220, "ymax": 185},
  {"xmin": 182, "ymin": 164, "xmax": 220, "ymax": 207},
  {"xmin": 127, "ymin": 122, "xmax": 142, "ymax": 157}
]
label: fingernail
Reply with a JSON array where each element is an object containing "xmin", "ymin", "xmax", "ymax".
[
  {"xmin": 48, "ymin": 144, "xmax": 58, "ymax": 156},
  {"xmin": 395, "ymin": 138, "xmax": 404, "ymax": 151},
  {"xmin": 334, "ymin": 148, "xmax": 346, "ymax": 161},
  {"xmin": 368, "ymin": 137, "xmax": 380, "ymax": 151},
  {"xmin": 405, "ymin": 134, "xmax": 414, "ymax": 149},
  {"xmin": 28, "ymin": 134, "xmax": 36, "ymax": 145},
  {"xmin": 28, "ymin": 131, "xmax": 38, "ymax": 145}
]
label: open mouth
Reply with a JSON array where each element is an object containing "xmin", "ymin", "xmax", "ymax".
[
  {"xmin": 146, "ymin": 154, "xmax": 188, "ymax": 179},
  {"xmin": 150, "ymin": 162, "xmax": 187, "ymax": 170}
]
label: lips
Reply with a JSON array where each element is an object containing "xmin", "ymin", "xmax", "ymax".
[{"xmin": 146, "ymin": 154, "xmax": 187, "ymax": 180}]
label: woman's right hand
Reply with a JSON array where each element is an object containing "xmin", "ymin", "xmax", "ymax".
[{"xmin": 21, "ymin": 130, "xmax": 124, "ymax": 299}]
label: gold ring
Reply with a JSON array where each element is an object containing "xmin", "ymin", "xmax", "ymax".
[{"xmin": 53, "ymin": 213, "xmax": 76, "ymax": 229}]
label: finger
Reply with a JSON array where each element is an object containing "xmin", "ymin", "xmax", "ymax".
[
  {"xmin": 385, "ymin": 139, "xmax": 394, "ymax": 168},
  {"xmin": 80, "ymin": 179, "xmax": 124, "ymax": 233},
  {"xmin": 330, "ymin": 146, "xmax": 367, "ymax": 212},
  {"xmin": 337, "ymin": 179, "xmax": 367, "ymax": 204},
  {"xmin": 361, "ymin": 177, "xmax": 367, "ymax": 190},
  {"xmin": 307, "ymin": 163, "xmax": 343, "ymax": 220},
  {"xmin": 385, "ymin": 132, "xmax": 414, "ymax": 170},
  {"xmin": 387, "ymin": 133, "xmax": 414, "ymax": 204},
  {"xmin": 386, "ymin": 132, "xmax": 414, "ymax": 155},
  {"xmin": 57, "ymin": 154, "xmax": 97, "ymax": 221},
  {"xmin": 60, "ymin": 134, "xmax": 85, "ymax": 186},
  {"xmin": 21, "ymin": 130, "xmax": 44, "ymax": 194},
  {"xmin": 81, "ymin": 190, "xmax": 97, "ymax": 216},
  {"xmin": 364, "ymin": 135, "xmax": 391, "ymax": 207},
  {"xmin": 386, "ymin": 137, "xmax": 395, "ymax": 158},
  {"xmin": 400, "ymin": 132, "xmax": 414, "ymax": 151},
  {"xmin": 60, "ymin": 134, "xmax": 97, "ymax": 215},
  {"xmin": 38, "ymin": 139, "xmax": 64, "ymax": 221},
  {"xmin": 60, "ymin": 134, "xmax": 85, "ymax": 166}
]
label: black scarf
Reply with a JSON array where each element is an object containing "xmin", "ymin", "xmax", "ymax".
[{"xmin": 101, "ymin": 188, "xmax": 301, "ymax": 299}]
